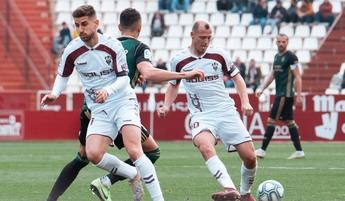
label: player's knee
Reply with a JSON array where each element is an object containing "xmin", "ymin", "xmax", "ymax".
[
  {"xmin": 85, "ymin": 148, "xmax": 104, "ymax": 164},
  {"xmin": 267, "ymin": 118, "xmax": 277, "ymax": 126},
  {"xmin": 144, "ymin": 147, "xmax": 160, "ymax": 164},
  {"xmin": 198, "ymin": 144, "xmax": 216, "ymax": 159},
  {"xmin": 286, "ymin": 120, "xmax": 297, "ymax": 128},
  {"xmin": 243, "ymin": 154, "xmax": 257, "ymax": 169},
  {"xmin": 127, "ymin": 146, "xmax": 144, "ymax": 161}
]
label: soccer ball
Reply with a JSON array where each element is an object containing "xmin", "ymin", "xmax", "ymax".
[{"xmin": 256, "ymin": 180, "xmax": 284, "ymax": 201}]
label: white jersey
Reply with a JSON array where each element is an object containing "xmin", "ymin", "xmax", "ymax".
[
  {"xmin": 169, "ymin": 47, "xmax": 239, "ymax": 114},
  {"xmin": 58, "ymin": 33, "xmax": 133, "ymax": 111}
]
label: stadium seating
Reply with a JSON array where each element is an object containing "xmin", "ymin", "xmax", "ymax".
[{"xmin": 49, "ymin": 0, "xmax": 344, "ymax": 93}]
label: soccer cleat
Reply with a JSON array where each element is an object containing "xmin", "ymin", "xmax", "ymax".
[
  {"xmin": 90, "ymin": 178, "xmax": 112, "ymax": 201},
  {"xmin": 129, "ymin": 174, "xmax": 144, "ymax": 201},
  {"xmin": 255, "ymin": 148, "xmax": 266, "ymax": 159},
  {"xmin": 240, "ymin": 193, "xmax": 256, "ymax": 201},
  {"xmin": 211, "ymin": 188, "xmax": 241, "ymax": 201},
  {"xmin": 287, "ymin": 151, "xmax": 305, "ymax": 159}
]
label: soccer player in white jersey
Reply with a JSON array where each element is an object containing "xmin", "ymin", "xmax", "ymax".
[
  {"xmin": 157, "ymin": 20, "xmax": 257, "ymax": 201},
  {"xmin": 41, "ymin": 5, "xmax": 164, "ymax": 201}
]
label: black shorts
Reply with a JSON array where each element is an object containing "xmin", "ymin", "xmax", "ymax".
[
  {"xmin": 269, "ymin": 96, "xmax": 294, "ymax": 121},
  {"xmin": 78, "ymin": 108, "xmax": 150, "ymax": 149}
]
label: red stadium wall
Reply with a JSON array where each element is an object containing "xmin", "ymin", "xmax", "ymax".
[{"xmin": 0, "ymin": 92, "xmax": 345, "ymax": 141}]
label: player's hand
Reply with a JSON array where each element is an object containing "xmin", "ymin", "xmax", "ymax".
[
  {"xmin": 295, "ymin": 95, "xmax": 303, "ymax": 107},
  {"xmin": 157, "ymin": 105, "xmax": 169, "ymax": 118},
  {"xmin": 40, "ymin": 94, "xmax": 57, "ymax": 107},
  {"xmin": 185, "ymin": 69, "xmax": 205, "ymax": 81},
  {"xmin": 255, "ymin": 88, "xmax": 263, "ymax": 98},
  {"xmin": 136, "ymin": 75, "xmax": 146, "ymax": 86},
  {"xmin": 95, "ymin": 89, "xmax": 108, "ymax": 103},
  {"xmin": 242, "ymin": 102, "xmax": 254, "ymax": 116}
]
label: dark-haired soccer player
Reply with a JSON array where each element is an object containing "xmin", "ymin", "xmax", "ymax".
[
  {"xmin": 255, "ymin": 33, "xmax": 305, "ymax": 160},
  {"xmin": 45, "ymin": 7, "xmax": 203, "ymax": 201}
]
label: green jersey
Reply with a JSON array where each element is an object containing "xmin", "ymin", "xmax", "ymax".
[
  {"xmin": 273, "ymin": 50, "xmax": 298, "ymax": 97},
  {"xmin": 118, "ymin": 36, "xmax": 152, "ymax": 88}
]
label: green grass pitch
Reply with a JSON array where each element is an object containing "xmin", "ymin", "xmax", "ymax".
[{"xmin": 0, "ymin": 141, "xmax": 344, "ymax": 201}]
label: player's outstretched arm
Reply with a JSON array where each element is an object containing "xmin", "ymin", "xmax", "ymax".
[
  {"xmin": 137, "ymin": 61, "xmax": 204, "ymax": 82},
  {"xmin": 41, "ymin": 75, "xmax": 69, "ymax": 106},
  {"xmin": 233, "ymin": 74, "xmax": 253, "ymax": 116},
  {"xmin": 157, "ymin": 83, "xmax": 179, "ymax": 118}
]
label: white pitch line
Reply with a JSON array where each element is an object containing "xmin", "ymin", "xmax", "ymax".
[{"xmin": 259, "ymin": 166, "xmax": 345, "ymax": 170}]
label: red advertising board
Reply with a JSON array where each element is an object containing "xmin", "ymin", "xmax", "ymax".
[{"xmin": 0, "ymin": 91, "xmax": 344, "ymax": 141}]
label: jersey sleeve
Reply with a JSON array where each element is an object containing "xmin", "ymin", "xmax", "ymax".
[
  {"xmin": 113, "ymin": 40, "xmax": 129, "ymax": 77},
  {"xmin": 289, "ymin": 52, "xmax": 299, "ymax": 70},
  {"xmin": 57, "ymin": 46, "xmax": 75, "ymax": 77},
  {"xmin": 136, "ymin": 43, "xmax": 152, "ymax": 64},
  {"xmin": 221, "ymin": 49, "xmax": 239, "ymax": 78}
]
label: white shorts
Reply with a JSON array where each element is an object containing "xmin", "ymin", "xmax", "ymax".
[
  {"xmin": 86, "ymin": 96, "xmax": 141, "ymax": 141},
  {"xmin": 190, "ymin": 110, "xmax": 252, "ymax": 152}
]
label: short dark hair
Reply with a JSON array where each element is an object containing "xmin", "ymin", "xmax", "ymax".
[
  {"xmin": 119, "ymin": 8, "xmax": 141, "ymax": 30},
  {"xmin": 277, "ymin": 33, "xmax": 289, "ymax": 40},
  {"xmin": 72, "ymin": 5, "xmax": 96, "ymax": 18}
]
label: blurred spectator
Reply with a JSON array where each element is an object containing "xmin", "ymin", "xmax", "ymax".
[
  {"xmin": 158, "ymin": 0, "xmax": 170, "ymax": 10},
  {"xmin": 286, "ymin": 0, "xmax": 299, "ymax": 23},
  {"xmin": 151, "ymin": 11, "xmax": 166, "ymax": 37},
  {"xmin": 231, "ymin": 0, "xmax": 250, "ymax": 13},
  {"xmin": 266, "ymin": 0, "xmax": 288, "ymax": 34},
  {"xmin": 156, "ymin": 58, "xmax": 168, "ymax": 71},
  {"xmin": 59, "ymin": 22, "xmax": 72, "ymax": 48},
  {"xmin": 216, "ymin": 0, "xmax": 233, "ymax": 11},
  {"xmin": 297, "ymin": 0, "xmax": 314, "ymax": 23},
  {"xmin": 223, "ymin": 75, "xmax": 235, "ymax": 88},
  {"xmin": 170, "ymin": 0, "xmax": 191, "ymax": 12},
  {"xmin": 234, "ymin": 57, "xmax": 246, "ymax": 79},
  {"xmin": 251, "ymin": 0, "xmax": 268, "ymax": 30},
  {"xmin": 246, "ymin": 59, "xmax": 262, "ymax": 91},
  {"xmin": 316, "ymin": 0, "xmax": 335, "ymax": 27}
]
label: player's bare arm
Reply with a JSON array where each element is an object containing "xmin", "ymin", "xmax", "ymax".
[
  {"xmin": 232, "ymin": 74, "xmax": 254, "ymax": 116},
  {"xmin": 40, "ymin": 94, "xmax": 58, "ymax": 106},
  {"xmin": 157, "ymin": 83, "xmax": 179, "ymax": 118},
  {"xmin": 137, "ymin": 61, "xmax": 205, "ymax": 82},
  {"xmin": 255, "ymin": 71, "xmax": 274, "ymax": 98},
  {"xmin": 293, "ymin": 67, "xmax": 303, "ymax": 106}
]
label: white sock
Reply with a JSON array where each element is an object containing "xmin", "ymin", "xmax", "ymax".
[
  {"xmin": 100, "ymin": 175, "xmax": 111, "ymax": 188},
  {"xmin": 206, "ymin": 155, "xmax": 236, "ymax": 189},
  {"xmin": 240, "ymin": 163, "xmax": 256, "ymax": 195},
  {"xmin": 134, "ymin": 155, "xmax": 164, "ymax": 201},
  {"xmin": 95, "ymin": 153, "xmax": 137, "ymax": 179}
]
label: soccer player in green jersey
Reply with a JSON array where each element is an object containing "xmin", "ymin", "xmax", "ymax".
[
  {"xmin": 46, "ymin": 8, "xmax": 204, "ymax": 201},
  {"xmin": 254, "ymin": 33, "xmax": 305, "ymax": 160}
]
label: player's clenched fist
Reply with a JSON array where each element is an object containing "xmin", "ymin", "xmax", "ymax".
[
  {"xmin": 186, "ymin": 69, "xmax": 205, "ymax": 81},
  {"xmin": 95, "ymin": 89, "xmax": 108, "ymax": 103},
  {"xmin": 157, "ymin": 105, "xmax": 169, "ymax": 118}
]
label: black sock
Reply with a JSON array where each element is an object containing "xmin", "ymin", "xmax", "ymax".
[
  {"xmin": 261, "ymin": 126, "xmax": 275, "ymax": 150},
  {"xmin": 47, "ymin": 153, "xmax": 89, "ymax": 201},
  {"xmin": 289, "ymin": 126, "xmax": 302, "ymax": 151}
]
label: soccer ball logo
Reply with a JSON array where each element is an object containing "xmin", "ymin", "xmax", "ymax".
[{"xmin": 256, "ymin": 180, "xmax": 284, "ymax": 201}]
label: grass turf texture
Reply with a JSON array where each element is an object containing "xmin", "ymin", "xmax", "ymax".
[{"xmin": 0, "ymin": 141, "xmax": 344, "ymax": 201}]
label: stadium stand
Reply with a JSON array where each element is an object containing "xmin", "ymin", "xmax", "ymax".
[{"xmin": 1, "ymin": 0, "xmax": 345, "ymax": 93}]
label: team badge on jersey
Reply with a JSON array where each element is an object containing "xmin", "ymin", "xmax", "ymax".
[
  {"xmin": 105, "ymin": 56, "xmax": 112, "ymax": 65},
  {"xmin": 212, "ymin": 62, "xmax": 218, "ymax": 71},
  {"xmin": 144, "ymin": 49, "xmax": 152, "ymax": 61}
]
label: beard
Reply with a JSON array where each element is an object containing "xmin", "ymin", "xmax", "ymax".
[{"xmin": 79, "ymin": 32, "xmax": 94, "ymax": 42}]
